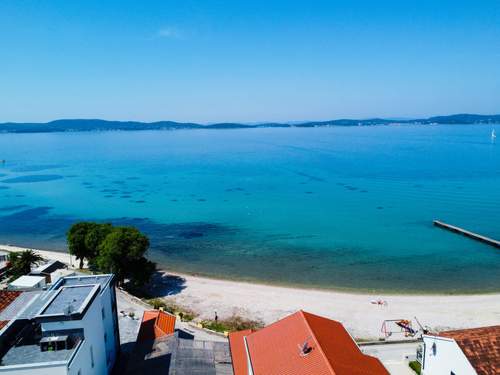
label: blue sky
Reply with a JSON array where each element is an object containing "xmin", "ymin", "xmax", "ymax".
[{"xmin": 0, "ymin": 0, "xmax": 499, "ymax": 123}]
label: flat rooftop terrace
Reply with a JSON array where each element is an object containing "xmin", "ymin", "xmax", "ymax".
[
  {"xmin": 40, "ymin": 284, "xmax": 97, "ymax": 316},
  {"xmin": 0, "ymin": 323, "xmax": 83, "ymax": 367},
  {"xmin": 53, "ymin": 274, "xmax": 113, "ymax": 290},
  {"xmin": 1, "ymin": 344, "xmax": 76, "ymax": 366}
]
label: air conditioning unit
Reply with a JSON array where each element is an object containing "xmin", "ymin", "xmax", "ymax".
[{"xmin": 40, "ymin": 335, "xmax": 71, "ymax": 352}]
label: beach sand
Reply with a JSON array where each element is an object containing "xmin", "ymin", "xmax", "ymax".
[{"xmin": 2, "ymin": 244, "xmax": 499, "ymax": 339}]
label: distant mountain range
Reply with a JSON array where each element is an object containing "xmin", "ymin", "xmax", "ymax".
[{"xmin": 0, "ymin": 114, "xmax": 499, "ymax": 133}]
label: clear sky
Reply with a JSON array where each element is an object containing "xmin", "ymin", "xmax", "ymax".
[{"xmin": 1, "ymin": 0, "xmax": 499, "ymax": 123}]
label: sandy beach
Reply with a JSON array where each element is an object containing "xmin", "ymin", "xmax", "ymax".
[{"xmin": 2, "ymin": 244, "xmax": 499, "ymax": 339}]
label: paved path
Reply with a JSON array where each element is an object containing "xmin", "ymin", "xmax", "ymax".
[
  {"xmin": 116, "ymin": 288, "xmax": 227, "ymax": 347},
  {"xmin": 361, "ymin": 342, "xmax": 419, "ymax": 375}
]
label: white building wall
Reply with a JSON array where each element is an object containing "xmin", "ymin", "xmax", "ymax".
[
  {"xmin": 422, "ymin": 335, "xmax": 477, "ymax": 375},
  {"xmin": 67, "ymin": 340, "xmax": 91, "ymax": 375},
  {"xmin": 0, "ymin": 362, "xmax": 67, "ymax": 375},
  {"xmin": 98, "ymin": 283, "xmax": 119, "ymax": 372},
  {"xmin": 42, "ymin": 294, "xmax": 109, "ymax": 375},
  {"xmin": 0, "ymin": 276, "xmax": 118, "ymax": 375}
]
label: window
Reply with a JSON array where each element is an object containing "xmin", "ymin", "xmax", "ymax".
[
  {"xmin": 104, "ymin": 332, "xmax": 107, "ymax": 343},
  {"xmin": 90, "ymin": 346, "xmax": 94, "ymax": 368}
]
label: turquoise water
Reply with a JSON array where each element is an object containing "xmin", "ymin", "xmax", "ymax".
[{"xmin": 0, "ymin": 125, "xmax": 499, "ymax": 293}]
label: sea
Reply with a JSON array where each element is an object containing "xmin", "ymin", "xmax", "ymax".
[{"xmin": 0, "ymin": 124, "xmax": 498, "ymax": 293}]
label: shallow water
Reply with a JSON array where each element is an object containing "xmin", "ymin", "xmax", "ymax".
[{"xmin": 0, "ymin": 125, "xmax": 499, "ymax": 293}]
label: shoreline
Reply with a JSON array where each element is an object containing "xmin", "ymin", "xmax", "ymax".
[
  {"xmin": 3, "ymin": 243, "xmax": 498, "ymax": 296},
  {"xmin": 152, "ymin": 265, "xmax": 500, "ymax": 296},
  {"xmin": 2, "ymin": 244, "xmax": 500, "ymax": 339}
]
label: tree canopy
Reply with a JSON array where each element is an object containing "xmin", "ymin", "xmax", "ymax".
[
  {"xmin": 8, "ymin": 250, "xmax": 44, "ymax": 281},
  {"xmin": 67, "ymin": 222, "xmax": 155, "ymax": 286},
  {"xmin": 67, "ymin": 222, "xmax": 112, "ymax": 268}
]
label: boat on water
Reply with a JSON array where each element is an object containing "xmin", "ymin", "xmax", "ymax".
[{"xmin": 492, "ymin": 129, "xmax": 496, "ymax": 141}]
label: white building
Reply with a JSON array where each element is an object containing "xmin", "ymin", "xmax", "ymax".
[
  {"xmin": 0, "ymin": 251, "xmax": 9, "ymax": 278},
  {"xmin": 0, "ymin": 274, "xmax": 119, "ymax": 375},
  {"xmin": 49, "ymin": 269, "xmax": 76, "ymax": 284},
  {"xmin": 421, "ymin": 325, "xmax": 500, "ymax": 375},
  {"xmin": 8, "ymin": 275, "xmax": 46, "ymax": 291},
  {"xmin": 30, "ymin": 260, "xmax": 67, "ymax": 284}
]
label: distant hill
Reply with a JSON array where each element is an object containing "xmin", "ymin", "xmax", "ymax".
[{"xmin": 0, "ymin": 114, "xmax": 499, "ymax": 133}]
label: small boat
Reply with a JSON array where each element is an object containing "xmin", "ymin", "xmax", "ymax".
[{"xmin": 492, "ymin": 129, "xmax": 496, "ymax": 140}]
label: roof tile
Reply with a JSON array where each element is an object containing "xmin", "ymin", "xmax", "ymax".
[
  {"xmin": 0, "ymin": 291, "xmax": 22, "ymax": 332},
  {"xmin": 137, "ymin": 310, "xmax": 176, "ymax": 342},
  {"xmin": 229, "ymin": 329, "xmax": 253, "ymax": 375},
  {"xmin": 229, "ymin": 310, "xmax": 388, "ymax": 375},
  {"xmin": 440, "ymin": 325, "xmax": 500, "ymax": 375}
]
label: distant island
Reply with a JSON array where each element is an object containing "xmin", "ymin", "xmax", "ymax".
[{"xmin": 0, "ymin": 113, "xmax": 499, "ymax": 133}]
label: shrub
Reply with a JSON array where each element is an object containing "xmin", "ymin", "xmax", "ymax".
[
  {"xmin": 202, "ymin": 315, "xmax": 264, "ymax": 333},
  {"xmin": 146, "ymin": 298, "xmax": 197, "ymax": 322},
  {"xmin": 409, "ymin": 361, "xmax": 421, "ymax": 374}
]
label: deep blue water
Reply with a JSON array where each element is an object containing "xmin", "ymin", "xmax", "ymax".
[{"xmin": 0, "ymin": 125, "xmax": 499, "ymax": 293}]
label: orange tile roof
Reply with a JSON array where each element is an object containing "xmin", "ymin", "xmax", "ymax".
[
  {"xmin": 137, "ymin": 310, "xmax": 176, "ymax": 342},
  {"xmin": 229, "ymin": 329, "xmax": 253, "ymax": 375},
  {"xmin": 439, "ymin": 325, "xmax": 500, "ymax": 375},
  {"xmin": 0, "ymin": 291, "xmax": 22, "ymax": 333},
  {"xmin": 229, "ymin": 310, "xmax": 388, "ymax": 375},
  {"xmin": 0, "ymin": 291, "xmax": 22, "ymax": 313}
]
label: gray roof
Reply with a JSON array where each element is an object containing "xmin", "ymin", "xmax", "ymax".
[
  {"xmin": 16, "ymin": 290, "xmax": 57, "ymax": 319},
  {"xmin": 54, "ymin": 274, "xmax": 113, "ymax": 290},
  {"xmin": 0, "ymin": 344, "xmax": 75, "ymax": 366},
  {"xmin": 39, "ymin": 285, "xmax": 97, "ymax": 316},
  {"xmin": 31, "ymin": 260, "xmax": 66, "ymax": 275},
  {"xmin": 125, "ymin": 334, "xmax": 233, "ymax": 375},
  {"xmin": 0, "ymin": 291, "xmax": 41, "ymax": 321},
  {"xmin": 125, "ymin": 333, "xmax": 178, "ymax": 374},
  {"xmin": 0, "ymin": 328, "xmax": 83, "ymax": 367},
  {"xmin": 170, "ymin": 339, "xmax": 233, "ymax": 375}
]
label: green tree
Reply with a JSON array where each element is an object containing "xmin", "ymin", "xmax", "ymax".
[
  {"xmin": 8, "ymin": 250, "xmax": 44, "ymax": 280},
  {"xmin": 129, "ymin": 257, "xmax": 156, "ymax": 287},
  {"xmin": 95, "ymin": 226, "xmax": 154, "ymax": 285},
  {"xmin": 67, "ymin": 222, "xmax": 112, "ymax": 268},
  {"xmin": 67, "ymin": 222, "xmax": 93, "ymax": 269},
  {"xmin": 85, "ymin": 223, "xmax": 113, "ymax": 268}
]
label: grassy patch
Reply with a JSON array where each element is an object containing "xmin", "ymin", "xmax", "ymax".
[
  {"xmin": 409, "ymin": 361, "xmax": 421, "ymax": 374},
  {"xmin": 146, "ymin": 298, "xmax": 197, "ymax": 322},
  {"xmin": 201, "ymin": 315, "xmax": 264, "ymax": 333}
]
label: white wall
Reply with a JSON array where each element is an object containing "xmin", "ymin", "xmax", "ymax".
[
  {"xmin": 67, "ymin": 340, "xmax": 91, "ymax": 375},
  {"xmin": 422, "ymin": 335, "xmax": 477, "ymax": 375},
  {"xmin": 43, "ymin": 293, "xmax": 108, "ymax": 375},
  {"xmin": 0, "ymin": 362, "xmax": 67, "ymax": 375},
  {"xmin": 42, "ymin": 282, "xmax": 118, "ymax": 375},
  {"xmin": 98, "ymin": 284, "xmax": 119, "ymax": 373}
]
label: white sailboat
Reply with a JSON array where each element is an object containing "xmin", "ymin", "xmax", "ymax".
[{"xmin": 492, "ymin": 129, "xmax": 496, "ymax": 141}]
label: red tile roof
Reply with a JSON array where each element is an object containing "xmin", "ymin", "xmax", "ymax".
[
  {"xmin": 439, "ymin": 325, "xmax": 500, "ymax": 375},
  {"xmin": 137, "ymin": 310, "xmax": 176, "ymax": 342},
  {"xmin": 0, "ymin": 291, "xmax": 22, "ymax": 332},
  {"xmin": 229, "ymin": 310, "xmax": 388, "ymax": 375},
  {"xmin": 228, "ymin": 329, "xmax": 253, "ymax": 375},
  {"xmin": 0, "ymin": 291, "xmax": 22, "ymax": 313}
]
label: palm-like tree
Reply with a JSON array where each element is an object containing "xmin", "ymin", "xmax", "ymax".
[{"xmin": 8, "ymin": 250, "xmax": 44, "ymax": 280}]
